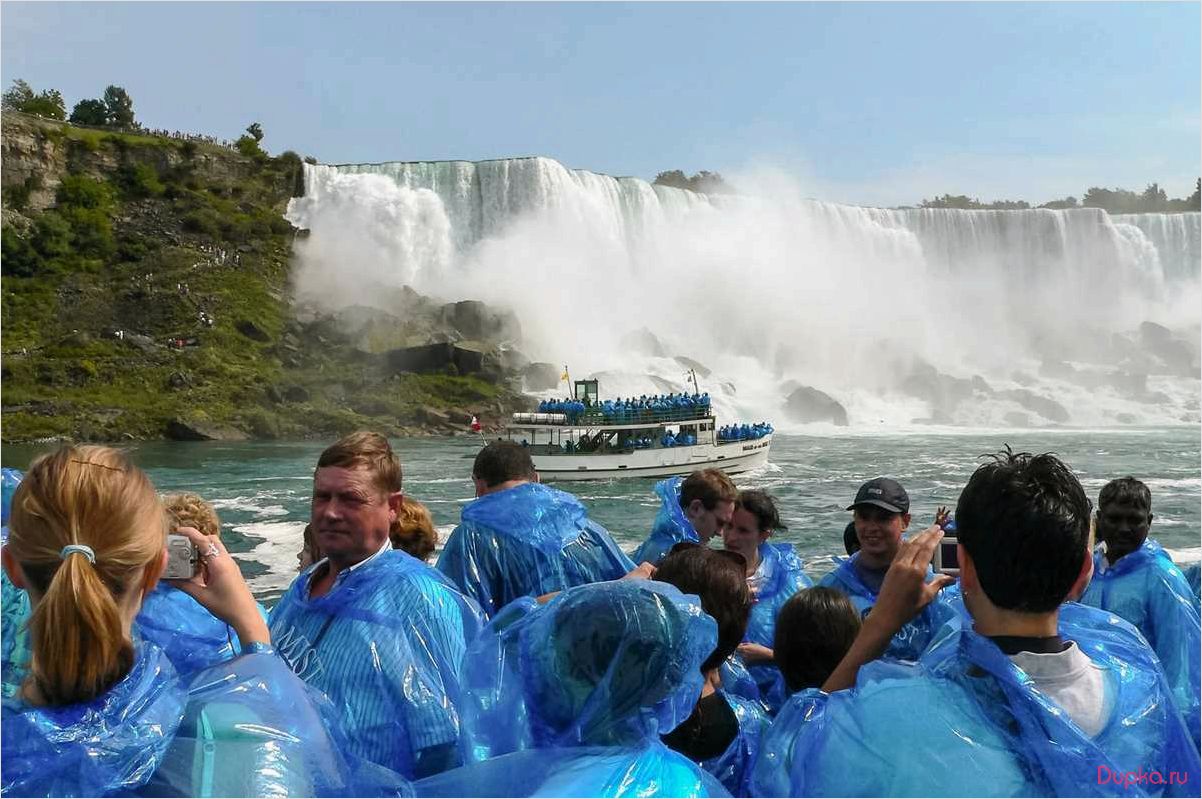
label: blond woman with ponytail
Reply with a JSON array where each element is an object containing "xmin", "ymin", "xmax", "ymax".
[{"xmin": 1, "ymin": 446, "xmax": 393, "ymax": 797}]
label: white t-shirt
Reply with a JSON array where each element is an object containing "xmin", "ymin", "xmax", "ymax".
[{"xmin": 1009, "ymin": 642, "xmax": 1114, "ymax": 737}]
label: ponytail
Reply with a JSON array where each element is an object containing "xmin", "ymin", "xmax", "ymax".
[
  {"xmin": 28, "ymin": 549, "xmax": 134, "ymax": 705},
  {"xmin": 7, "ymin": 446, "xmax": 165, "ymax": 706}
]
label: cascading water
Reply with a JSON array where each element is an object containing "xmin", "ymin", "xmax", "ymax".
[{"xmin": 285, "ymin": 157, "xmax": 1200, "ymax": 431}]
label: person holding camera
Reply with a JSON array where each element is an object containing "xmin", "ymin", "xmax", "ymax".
[
  {"xmin": 1, "ymin": 445, "xmax": 395, "ymax": 797},
  {"xmin": 755, "ymin": 450, "xmax": 1199, "ymax": 797},
  {"xmin": 818, "ymin": 477, "xmax": 956, "ymax": 660}
]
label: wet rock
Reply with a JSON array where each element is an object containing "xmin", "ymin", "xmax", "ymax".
[
  {"xmin": 784, "ymin": 386, "xmax": 849, "ymax": 426},
  {"xmin": 438, "ymin": 300, "xmax": 522, "ymax": 343},
  {"xmin": 166, "ymin": 419, "xmax": 248, "ymax": 441},
  {"xmin": 1001, "ymin": 389, "xmax": 1070, "ymax": 424},
  {"xmin": 619, "ymin": 327, "xmax": 667, "ymax": 358},
  {"xmin": 521, "ymin": 362, "xmax": 561, "ymax": 391}
]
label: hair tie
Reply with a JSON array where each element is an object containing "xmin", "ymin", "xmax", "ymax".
[{"xmin": 60, "ymin": 544, "xmax": 96, "ymax": 564}]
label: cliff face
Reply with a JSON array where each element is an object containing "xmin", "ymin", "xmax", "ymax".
[{"xmin": 1, "ymin": 113, "xmax": 530, "ymax": 443}]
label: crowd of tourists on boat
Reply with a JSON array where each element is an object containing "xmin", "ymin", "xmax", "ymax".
[
  {"xmin": 0, "ymin": 435, "xmax": 1199, "ymax": 798},
  {"xmin": 717, "ymin": 422, "xmax": 774, "ymax": 442}
]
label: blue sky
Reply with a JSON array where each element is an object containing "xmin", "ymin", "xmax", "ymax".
[{"xmin": 3, "ymin": 2, "xmax": 1198, "ymax": 206}]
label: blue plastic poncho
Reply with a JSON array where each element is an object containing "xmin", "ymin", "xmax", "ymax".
[
  {"xmin": 2, "ymin": 639, "xmax": 411, "ymax": 798},
  {"xmin": 437, "ymin": 482, "xmax": 634, "ymax": 618},
  {"xmin": 818, "ymin": 551, "xmax": 957, "ymax": 660},
  {"xmin": 1, "ymin": 567, "xmax": 31, "ymax": 699},
  {"xmin": 752, "ymin": 608, "xmax": 1200, "ymax": 798},
  {"xmin": 445, "ymin": 580, "xmax": 729, "ymax": 797},
  {"xmin": 2, "ymin": 640, "xmax": 187, "ymax": 797},
  {"xmin": 1, "ymin": 467, "xmax": 21, "ymax": 527},
  {"xmin": 269, "ymin": 549, "xmax": 485, "ymax": 779},
  {"xmin": 1183, "ymin": 562, "xmax": 1202, "ymax": 612},
  {"xmin": 136, "ymin": 584, "xmax": 270, "ymax": 677},
  {"xmin": 742, "ymin": 542, "xmax": 812, "ymax": 706},
  {"xmin": 632, "ymin": 477, "xmax": 698, "ymax": 565},
  {"xmin": 1081, "ymin": 540, "xmax": 1201, "ymax": 748},
  {"xmin": 698, "ymin": 691, "xmax": 769, "ymax": 797}
]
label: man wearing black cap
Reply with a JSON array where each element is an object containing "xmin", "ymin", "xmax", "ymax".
[{"xmin": 818, "ymin": 477, "xmax": 954, "ymax": 660}]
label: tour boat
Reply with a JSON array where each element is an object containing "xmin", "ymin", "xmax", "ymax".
[{"xmin": 505, "ymin": 374, "xmax": 773, "ymax": 481}]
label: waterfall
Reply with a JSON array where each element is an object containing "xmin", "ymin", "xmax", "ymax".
[{"xmin": 285, "ymin": 157, "xmax": 1200, "ymax": 430}]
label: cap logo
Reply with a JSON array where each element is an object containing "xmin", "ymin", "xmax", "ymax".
[{"xmin": 868, "ymin": 488, "xmax": 882, "ymax": 495}]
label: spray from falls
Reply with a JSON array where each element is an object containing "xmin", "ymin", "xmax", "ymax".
[{"xmin": 285, "ymin": 158, "xmax": 1200, "ymax": 430}]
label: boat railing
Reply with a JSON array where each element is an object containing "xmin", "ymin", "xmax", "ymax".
[{"xmin": 513, "ymin": 406, "xmax": 713, "ymax": 426}]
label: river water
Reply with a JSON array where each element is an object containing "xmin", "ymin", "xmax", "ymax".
[{"xmin": 4, "ymin": 429, "xmax": 1197, "ymax": 605}]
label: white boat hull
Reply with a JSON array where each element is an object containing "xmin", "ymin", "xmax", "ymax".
[{"xmin": 532, "ymin": 436, "xmax": 772, "ymax": 481}]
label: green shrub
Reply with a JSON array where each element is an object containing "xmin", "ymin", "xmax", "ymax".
[
  {"xmin": 1, "ymin": 226, "xmax": 39, "ymax": 276},
  {"xmin": 117, "ymin": 163, "xmax": 166, "ymax": 198},
  {"xmin": 182, "ymin": 208, "xmax": 222, "ymax": 236},
  {"xmin": 56, "ymin": 174, "xmax": 114, "ymax": 210}
]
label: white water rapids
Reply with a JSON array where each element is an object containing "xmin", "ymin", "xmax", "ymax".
[{"xmin": 285, "ymin": 157, "xmax": 1200, "ymax": 432}]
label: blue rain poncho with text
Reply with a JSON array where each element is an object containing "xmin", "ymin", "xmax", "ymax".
[
  {"xmin": 269, "ymin": 549, "xmax": 485, "ymax": 780},
  {"xmin": 632, "ymin": 477, "xmax": 698, "ymax": 565},
  {"xmin": 1, "ymin": 641, "xmax": 407, "ymax": 797},
  {"xmin": 751, "ymin": 607, "xmax": 1200, "ymax": 797},
  {"xmin": 1081, "ymin": 540, "xmax": 1201, "ymax": 748},
  {"xmin": 437, "ymin": 482, "xmax": 634, "ymax": 618},
  {"xmin": 441, "ymin": 580, "xmax": 729, "ymax": 797}
]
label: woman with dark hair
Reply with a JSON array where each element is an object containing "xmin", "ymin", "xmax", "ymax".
[
  {"xmin": 722, "ymin": 489, "xmax": 812, "ymax": 708},
  {"xmin": 773, "ymin": 587, "xmax": 862, "ymax": 693},
  {"xmin": 655, "ymin": 544, "xmax": 769, "ymax": 796}
]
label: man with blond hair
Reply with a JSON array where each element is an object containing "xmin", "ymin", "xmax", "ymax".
[{"xmin": 270, "ymin": 431, "xmax": 485, "ymax": 779}]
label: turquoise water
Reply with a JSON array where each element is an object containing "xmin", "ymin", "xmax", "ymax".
[{"xmin": 3, "ymin": 429, "xmax": 1198, "ymax": 604}]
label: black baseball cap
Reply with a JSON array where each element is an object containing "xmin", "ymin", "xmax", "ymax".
[{"xmin": 847, "ymin": 477, "xmax": 910, "ymax": 514}]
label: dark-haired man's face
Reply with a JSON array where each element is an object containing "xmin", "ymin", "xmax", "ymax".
[
  {"xmin": 1097, "ymin": 499, "xmax": 1151, "ymax": 564},
  {"xmin": 853, "ymin": 506, "xmax": 910, "ymax": 568},
  {"xmin": 687, "ymin": 499, "xmax": 735, "ymax": 544}
]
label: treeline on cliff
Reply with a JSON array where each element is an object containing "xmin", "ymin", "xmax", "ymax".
[{"xmin": 920, "ymin": 179, "xmax": 1200, "ymax": 214}]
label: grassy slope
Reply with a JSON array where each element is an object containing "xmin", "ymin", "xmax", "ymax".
[{"xmin": 1, "ymin": 115, "xmax": 517, "ymax": 442}]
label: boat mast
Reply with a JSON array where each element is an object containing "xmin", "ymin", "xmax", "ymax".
[{"xmin": 688, "ymin": 368, "xmax": 700, "ymax": 397}]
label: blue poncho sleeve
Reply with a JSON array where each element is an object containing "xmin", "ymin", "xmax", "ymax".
[
  {"xmin": 135, "ymin": 584, "xmax": 270, "ymax": 677},
  {"xmin": 1081, "ymin": 542, "xmax": 1201, "ymax": 748},
  {"xmin": 269, "ymin": 551, "xmax": 485, "ymax": 779},
  {"xmin": 747, "ymin": 688, "xmax": 828, "ymax": 798},
  {"xmin": 699, "ymin": 692, "xmax": 769, "ymax": 797},
  {"xmin": 437, "ymin": 483, "xmax": 633, "ymax": 618},
  {"xmin": 632, "ymin": 477, "xmax": 697, "ymax": 564},
  {"xmin": 1, "ymin": 467, "xmax": 21, "ymax": 527}
]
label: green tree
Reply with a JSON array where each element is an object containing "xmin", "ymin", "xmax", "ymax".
[
  {"xmin": 246, "ymin": 121, "xmax": 264, "ymax": 142},
  {"xmin": 103, "ymin": 85, "xmax": 135, "ymax": 128},
  {"xmin": 69, "ymin": 98, "xmax": 108, "ymax": 126},
  {"xmin": 1188, "ymin": 178, "xmax": 1200, "ymax": 210},
  {"xmin": 1, "ymin": 79, "xmax": 66, "ymax": 119},
  {"xmin": 1039, "ymin": 196, "xmax": 1078, "ymax": 210}
]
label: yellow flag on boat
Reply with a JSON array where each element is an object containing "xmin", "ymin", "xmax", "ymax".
[{"xmin": 561, "ymin": 366, "xmax": 570, "ymax": 382}]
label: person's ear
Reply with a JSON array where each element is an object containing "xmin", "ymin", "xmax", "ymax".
[
  {"xmin": 1066, "ymin": 547, "xmax": 1094, "ymax": 602},
  {"xmin": 900, "ymin": 512, "xmax": 911, "ymax": 532},
  {"xmin": 958, "ymin": 544, "xmax": 977, "ymax": 593},
  {"xmin": 387, "ymin": 491, "xmax": 403, "ymax": 520},
  {"xmin": 2, "ymin": 547, "xmax": 27, "ymax": 590}
]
